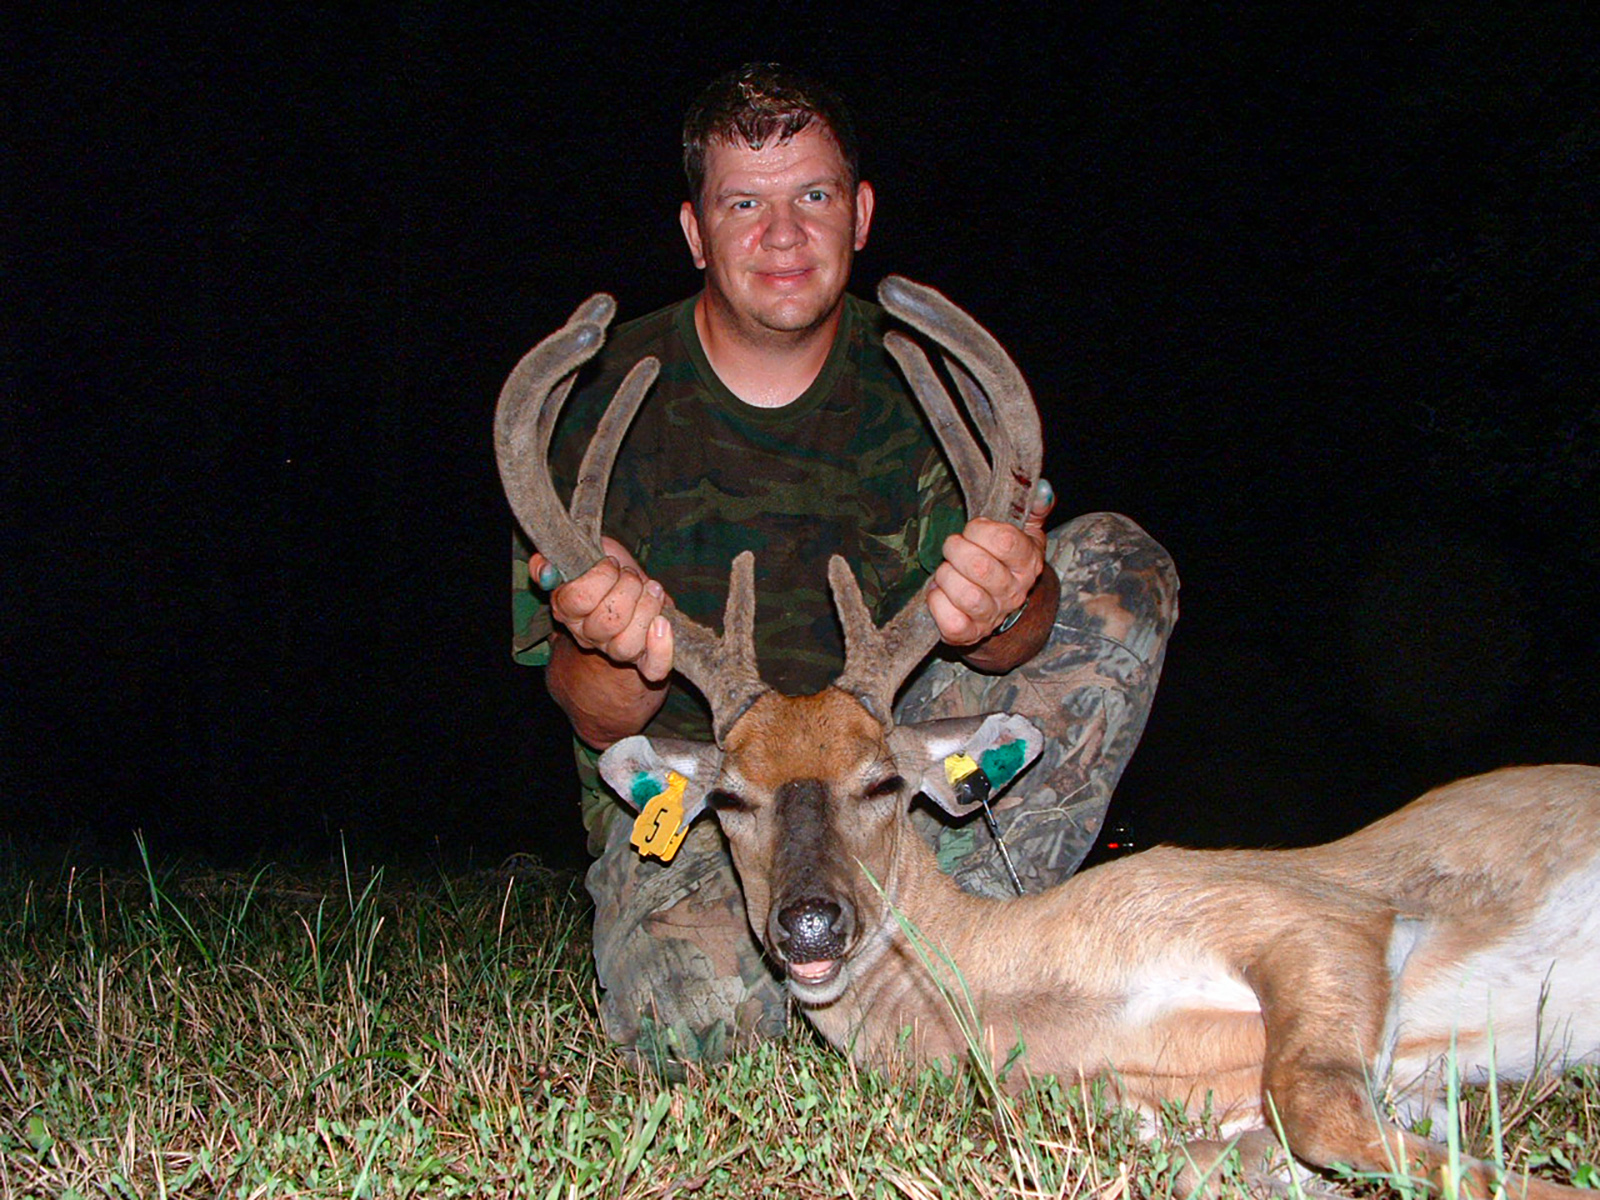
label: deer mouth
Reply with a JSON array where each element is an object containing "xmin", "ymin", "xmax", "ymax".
[
  {"xmin": 785, "ymin": 958, "xmax": 841, "ymax": 987},
  {"xmin": 772, "ymin": 896, "xmax": 902, "ymax": 1006}
]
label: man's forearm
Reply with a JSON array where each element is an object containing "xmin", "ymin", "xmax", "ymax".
[
  {"xmin": 546, "ymin": 631, "xmax": 669, "ymax": 750},
  {"xmin": 958, "ymin": 565, "xmax": 1059, "ymax": 675}
]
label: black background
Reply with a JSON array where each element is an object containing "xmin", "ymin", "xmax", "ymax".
[{"xmin": 8, "ymin": 5, "xmax": 1597, "ymax": 870}]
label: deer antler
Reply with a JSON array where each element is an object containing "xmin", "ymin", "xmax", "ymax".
[
  {"xmin": 494, "ymin": 295, "xmax": 766, "ymax": 741},
  {"xmin": 830, "ymin": 276, "xmax": 1044, "ymax": 724}
]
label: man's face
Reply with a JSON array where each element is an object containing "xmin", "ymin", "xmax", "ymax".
[{"xmin": 680, "ymin": 124, "xmax": 874, "ymax": 344}]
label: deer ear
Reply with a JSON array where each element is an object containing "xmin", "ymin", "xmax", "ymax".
[
  {"xmin": 890, "ymin": 713, "xmax": 1044, "ymax": 818},
  {"xmin": 598, "ymin": 735, "xmax": 724, "ymax": 824}
]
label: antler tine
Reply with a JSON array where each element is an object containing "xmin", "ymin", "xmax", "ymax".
[
  {"xmin": 684, "ymin": 551, "xmax": 767, "ymax": 742},
  {"xmin": 882, "ymin": 332, "xmax": 991, "ymax": 515},
  {"xmin": 569, "ymin": 355, "xmax": 659, "ymax": 534},
  {"xmin": 946, "ymin": 358, "xmax": 1004, "ymax": 460},
  {"xmin": 827, "ymin": 556, "xmax": 939, "ymax": 726},
  {"xmin": 495, "ymin": 294, "xmax": 766, "ymax": 745},
  {"xmin": 878, "ymin": 275, "xmax": 1042, "ymax": 527},
  {"xmin": 832, "ymin": 277, "xmax": 1045, "ymax": 723}
]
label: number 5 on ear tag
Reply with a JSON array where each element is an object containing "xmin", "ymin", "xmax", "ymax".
[{"xmin": 630, "ymin": 771, "xmax": 690, "ymax": 862}]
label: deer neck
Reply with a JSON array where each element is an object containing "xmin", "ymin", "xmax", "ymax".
[{"xmin": 798, "ymin": 809, "xmax": 1026, "ymax": 1061}]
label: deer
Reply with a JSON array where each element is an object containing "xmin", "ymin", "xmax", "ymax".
[{"xmin": 496, "ymin": 276, "xmax": 1600, "ymax": 1198}]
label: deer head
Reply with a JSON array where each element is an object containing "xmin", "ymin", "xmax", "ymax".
[{"xmin": 494, "ymin": 277, "xmax": 1046, "ymax": 1004}]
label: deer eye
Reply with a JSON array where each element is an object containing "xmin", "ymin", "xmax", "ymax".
[
  {"xmin": 864, "ymin": 775, "xmax": 905, "ymax": 800},
  {"xmin": 706, "ymin": 789, "xmax": 751, "ymax": 814}
]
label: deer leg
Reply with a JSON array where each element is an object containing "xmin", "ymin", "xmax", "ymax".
[
  {"xmin": 1271, "ymin": 1077, "xmax": 1583, "ymax": 1199},
  {"xmin": 1251, "ymin": 928, "xmax": 1418, "ymax": 1187},
  {"xmin": 1255, "ymin": 934, "xmax": 1585, "ymax": 1199}
]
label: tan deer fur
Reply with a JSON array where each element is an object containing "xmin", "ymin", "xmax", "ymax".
[{"xmin": 644, "ymin": 750, "xmax": 1599, "ymax": 1199}]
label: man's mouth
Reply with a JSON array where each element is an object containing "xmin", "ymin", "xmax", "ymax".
[{"xmin": 757, "ymin": 267, "xmax": 814, "ymax": 284}]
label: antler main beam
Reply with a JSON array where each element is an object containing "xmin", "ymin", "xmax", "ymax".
[
  {"xmin": 494, "ymin": 281, "xmax": 1042, "ymax": 740},
  {"xmin": 494, "ymin": 294, "xmax": 621, "ymax": 584},
  {"xmin": 493, "ymin": 296, "xmax": 766, "ymax": 741},
  {"xmin": 831, "ymin": 277, "xmax": 1045, "ymax": 723}
]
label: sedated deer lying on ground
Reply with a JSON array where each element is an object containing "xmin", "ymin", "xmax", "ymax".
[{"xmin": 497, "ymin": 276, "xmax": 1600, "ymax": 1198}]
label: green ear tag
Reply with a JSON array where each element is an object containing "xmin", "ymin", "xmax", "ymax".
[
  {"xmin": 630, "ymin": 772, "xmax": 690, "ymax": 862},
  {"xmin": 979, "ymin": 740, "xmax": 1026, "ymax": 790}
]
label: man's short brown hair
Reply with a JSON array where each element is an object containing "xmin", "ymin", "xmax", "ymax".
[{"xmin": 682, "ymin": 63, "xmax": 860, "ymax": 210}]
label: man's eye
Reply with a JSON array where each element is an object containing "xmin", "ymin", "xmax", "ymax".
[
  {"xmin": 804, "ymin": 189, "xmax": 828, "ymax": 203},
  {"xmin": 732, "ymin": 199, "xmax": 758, "ymax": 211}
]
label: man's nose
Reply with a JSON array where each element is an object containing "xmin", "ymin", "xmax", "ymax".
[{"xmin": 761, "ymin": 204, "xmax": 804, "ymax": 250}]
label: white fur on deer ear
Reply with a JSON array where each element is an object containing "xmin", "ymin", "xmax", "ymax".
[
  {"xmin": 598, "ymin": 735, "xmax": 724, "ymax": 822},
  {"xmin": 889, "ymin": 713, "xmax": 1044, "ymax": 818}
]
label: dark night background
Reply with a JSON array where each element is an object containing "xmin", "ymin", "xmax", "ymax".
[{"xmin": 7, "ymin": 6, "xmax": 1597, "ymax": 871}]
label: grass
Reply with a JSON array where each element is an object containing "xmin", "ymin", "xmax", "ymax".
[{"xmin": 1, "ymin": 844, "xmax": 1595, "ymax": 1199}]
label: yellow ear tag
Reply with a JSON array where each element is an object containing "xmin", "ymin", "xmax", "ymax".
[
  {"xmin": 944, "ymin": 753, "xmax": 981, "ymax": 785},
  {"xmin": 630, "ymin": 771, "xmax": 691, "ymax": 862}
]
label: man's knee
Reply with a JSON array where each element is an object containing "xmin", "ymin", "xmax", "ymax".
[
  {"xmin": 1045, "ymin": 512, "xmax": 1178, "ymax": 670},
  {"xmin": 1048, "ymin": 510, "xmax": 1175, "ymax": 573},
  {"xmin": 585, "ymin": 817, "xmax": 786, "ymax": 1070}
]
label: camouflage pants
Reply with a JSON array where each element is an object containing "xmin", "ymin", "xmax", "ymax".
[{"xmin": 583, "ymin": 512, "xmax": 1178, "ymax": 1074}]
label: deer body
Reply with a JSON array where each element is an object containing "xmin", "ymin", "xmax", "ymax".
[
  {"xmin": 496, "ymin": 280, "xmax": 1598, "ymax": 1196},
  {"xmin": 738, "ymin": 756, "xmax": 1600, "ymax": 1199},
  {"xmin": 611, "ymin": 703, "xmax": 1600, "ymax": 1197},
  {"xmin": 796, "ymin": 764, "xmax": 1600, "ymax": 1135}
]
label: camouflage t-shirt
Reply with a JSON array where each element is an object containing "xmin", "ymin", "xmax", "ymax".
[{"xmin": 511, "ymin": 292, "xmax": 963, "ymax": 825}]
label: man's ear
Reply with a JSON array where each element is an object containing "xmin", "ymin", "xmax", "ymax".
[
  {"xmin": 680, "ymin": 201, "xmax": 706, "ymax": 269},
  {"xmin": 598, "ymin": 735, "xmax": 722, "ymax": 824},
  {"xmin": 888, "ymin": 713, "xmax": 1044, "ymax": 818},
  {"xmin": 853, "ymin": 178, "xmax": 875, "ymax": 251}
]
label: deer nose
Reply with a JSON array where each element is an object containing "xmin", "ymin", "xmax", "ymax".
[{"xmin": 773, "ymin": 897, "xmax": 852, "ymax": 963}]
